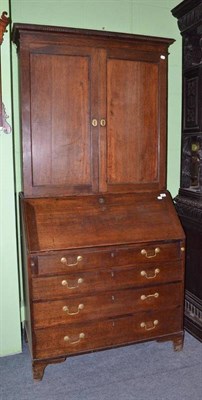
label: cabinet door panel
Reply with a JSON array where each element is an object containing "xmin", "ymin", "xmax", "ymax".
[
  {"xmin": 31, "ymin": 53, "xmax": 90, "ymax": 187},
  {"xmin": 101, "ymin": 50, "xmax": 166, "ymax": 192},
  {"xmin": 107, "ymin": 58, "xmax": 158, "ymax": 183},
  {"xmin": 24, "ymin": 46, "xmax": 99, "ymax": 196}
]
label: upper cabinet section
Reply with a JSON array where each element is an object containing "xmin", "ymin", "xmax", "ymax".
[{"xmin": 12, "ymin": 24, "xmax": 174, "ymax": 197}]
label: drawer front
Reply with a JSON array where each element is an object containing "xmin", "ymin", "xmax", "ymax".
[
  {"xmin": 34, "ymin": 307, "xmax": 183, "ymax": 359},
  {"xmin": 32, "ymin": 261, "xmax": 183, "ymax": 301},
  {"xmin": 33, "ymin": 283, "xmax": 183, "ymax": 328},
  {"xmin": 35, "ymin": 242, "xmax": 182, "ymax": 276}
]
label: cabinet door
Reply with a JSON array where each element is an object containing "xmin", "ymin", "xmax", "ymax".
[
  {"xmin": 99, "ymin": 48, "xmax": 167, "ymax": 193},
  {"xmin": 21, "ymin": 44, "xmax": 99, "ymax": 197}
]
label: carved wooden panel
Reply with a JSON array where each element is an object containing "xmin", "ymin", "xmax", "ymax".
[
  {"xmin": 181, "ymin": 135, "xmax": 202, "ymax": 190},
  {"xmin": 184, "ymin": 75, "xmax": 199, "ymax": 129},
  {"xmin": 181, "ymin": 136, "xmax": 192, "ymax": 188},
  {"xmin": 183, "ymin": 35, "xmax": 202, "ymax": 70},
  {"xmin": 183, "ymin": 65, "xmax": 202, "ymax": 133}
]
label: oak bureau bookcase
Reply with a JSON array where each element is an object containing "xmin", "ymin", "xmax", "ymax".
[{"xmin": 12, "ymin": 24, "xmax": 185, "ymax": 380}]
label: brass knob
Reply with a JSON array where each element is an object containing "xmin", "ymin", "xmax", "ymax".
[
  {"xmin": 181, "ymin": 247, "xmax": 185, "ymax": 252},
  {"xmin": 191, "ymin": 143, "xmax": 199, "ymax": 152},
  {"xmin": 92, "ymin": 118, "xmax": 98, "ymax": 127},
  {"xmin": 100, "ymin": 118, "xmax": 106, "ymax": 127}
]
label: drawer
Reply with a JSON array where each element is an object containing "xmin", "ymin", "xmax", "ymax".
[
  {"xmin": 34, "ymin": 242, "xmax": 182, "ymax": 276},
  {"xmin": 34, "ymin": 306, "xmax": 183, "ymax": 359},
  {"xmin": 32, "ymin": 261, "xmax": 183, "ymax": 301},
  {"xmin": 33, "ymin": 283, "xmax": 183, "ymax": 328}
]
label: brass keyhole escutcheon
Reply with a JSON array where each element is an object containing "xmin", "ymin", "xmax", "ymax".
[{"xmin": 98, "ymin": 197, "xmax": 105, "ymax": 204}]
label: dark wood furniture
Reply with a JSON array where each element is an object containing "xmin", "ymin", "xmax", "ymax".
[
  {"xmin": 12, "ymin": 24, "xmax": 185, "ymax": 381},
  {"xmin": 172, "ymin": 0, "xmax": 202, "ymax": 342}
]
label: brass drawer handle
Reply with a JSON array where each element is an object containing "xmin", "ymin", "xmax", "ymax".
[
  {"xmin": 140, "ymin": 268, "xmax": 160, "ymax": 279},
  {"xmin": 140, "ymin": 320, "xmax": 159, "ymax": 331},
  {"xmin": 61, "ymin": 255, "xmax": 83, "ymax": 267},
  {"xmin": 64, "ymin": 332, "xmax": 85, "ymax": 344},
  {"xmin": 141, "ymin": 247, "xmax": 160, "ymax": 258},
  {"xmin": 63, "ymin": 304, "xmax": 84, "ymax": 315},
  {"xmin": 140, "ymin": 292, "xmax": 159, "ymax": 301},
  {"xmin": 61, "ymin": 278, "xmax": 83, "ymax": 289}
]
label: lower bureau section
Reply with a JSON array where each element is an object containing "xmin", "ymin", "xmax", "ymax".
[
  {"xmin": 20, "ymin": 194, "xmax": 185, "ymax": 380},
  {"xmin": 34, "ymin": 307, "xmax": 182, "ymax": 359}
]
